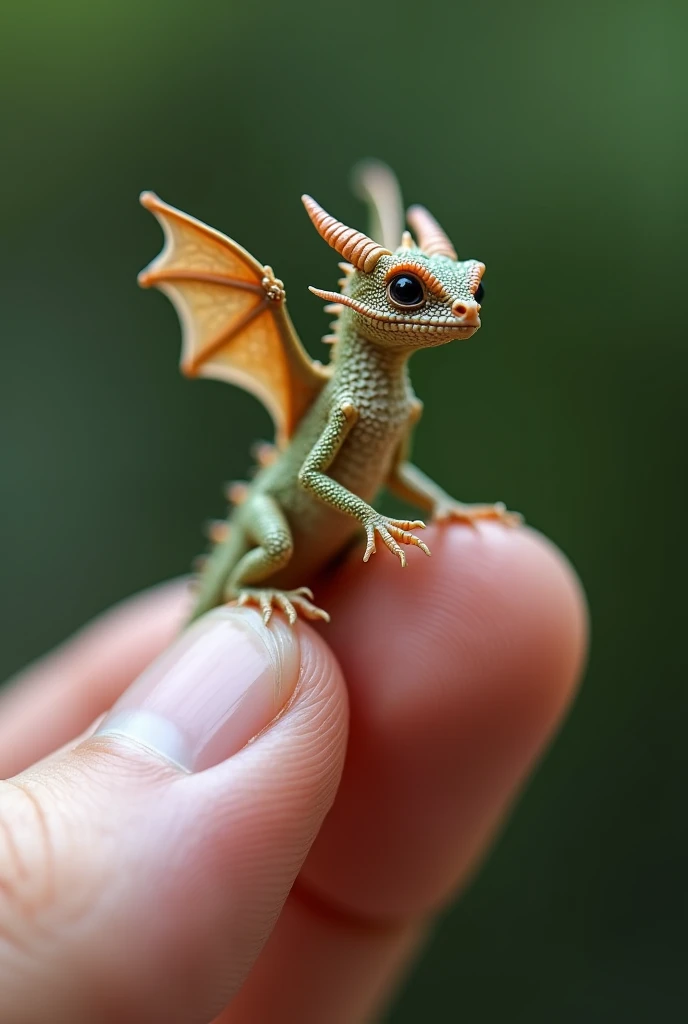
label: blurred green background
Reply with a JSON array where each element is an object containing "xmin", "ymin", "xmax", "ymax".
[{"xmin": 1, "ymin": 0, "xmax": 686, "ymax": 1019}]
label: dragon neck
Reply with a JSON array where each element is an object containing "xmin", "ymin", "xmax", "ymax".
[{"xmin": 331, "ymin": 311, "xmax": 412, "ymax": 390}]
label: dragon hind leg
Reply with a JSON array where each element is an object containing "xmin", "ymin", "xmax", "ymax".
[{"xmin": 225, "ymin": 494, "xmax": 329, "ymax": 626}]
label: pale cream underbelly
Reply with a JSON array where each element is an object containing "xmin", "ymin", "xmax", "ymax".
[{"xmin": 262, "ymin": 426, "xmax": 405, "ymax": 588}]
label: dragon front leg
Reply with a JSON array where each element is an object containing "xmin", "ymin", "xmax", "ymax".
[
  {"xmin": 298, "ymin": 400, "xmax": 430, "ymax": 567},
  {"xmin": 387, "ymin": 459, "xmax": 522, "ymax": 530}
]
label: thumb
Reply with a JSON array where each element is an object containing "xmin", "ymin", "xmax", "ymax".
[{"xmin": 0, "ymin": 608, "xmax": 348, "ymax": 1024}]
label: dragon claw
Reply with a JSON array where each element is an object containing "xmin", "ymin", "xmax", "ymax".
[
  {"xmin": 363, "ymin": 515, "xmax": 431, "ymax": 566},
  {"xmin": 234, "ymin": 588, "xmax": 330, "ymax": 626},
  {"xmin": 434, "ymin": 502, "xmax": 523, "ymax": 529}
]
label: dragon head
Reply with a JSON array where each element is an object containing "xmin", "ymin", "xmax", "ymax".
[{"xmin": 303, "ymin": 194, "xmax": 484, "ymax": 351}]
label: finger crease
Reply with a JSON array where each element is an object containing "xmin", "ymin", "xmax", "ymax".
[{"xmin": 290, "ymin": 877, "xmax": 421, "ymax": 938}]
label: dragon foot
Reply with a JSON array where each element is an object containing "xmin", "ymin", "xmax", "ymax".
[
  {"xmin": 363, "ymin": 515, "xmax": 431, "ymax": 567},
  {"xmin": 233, "ymin": 587, "xmax": 330, "ymax": 626},
  {"xmin": 434, "ymin": 501, "xmax": 523, "ymax": 529}
]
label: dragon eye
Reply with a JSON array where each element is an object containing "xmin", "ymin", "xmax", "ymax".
[
  {"xmin": 387, "ymin": 273, "xmax": 425, "ymax": 309},
  {"xmin": 474, "ymin": 282, "xmax": 484, "ymax": 303}
]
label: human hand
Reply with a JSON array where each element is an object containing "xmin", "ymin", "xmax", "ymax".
[{"xmin": 0, "ymin": 524, "xmax": 586, "ymax": 1023}]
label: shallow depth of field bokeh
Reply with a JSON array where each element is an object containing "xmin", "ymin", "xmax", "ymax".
[{"xmin": 1, "ymin": 0, "xmax": 686, "ymax": 1019}]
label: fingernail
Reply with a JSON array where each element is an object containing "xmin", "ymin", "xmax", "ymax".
[{"xmin": 94, "ymin": 607, "xmax": 300, "ymax": 771}]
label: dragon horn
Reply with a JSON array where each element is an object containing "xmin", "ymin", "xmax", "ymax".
[
  {"xmin": 301, "ymin": 195, "xmax": 391, "ymax": 273},
  {"xmin": 406, "ymin": 205, "xmax": 457, "ymax": 260}
]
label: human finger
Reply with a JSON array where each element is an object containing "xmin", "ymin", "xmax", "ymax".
[
  {"xmin": 220, "ymin": 525, "xmax": 587, "ymax": 1024},
  {"xmin": 0, "ymin": 608, "xmax": 347, "ymax": 1024},
  {"xmin": 0, "ymin": 580, "xmax": 190, "ymax": 777}
]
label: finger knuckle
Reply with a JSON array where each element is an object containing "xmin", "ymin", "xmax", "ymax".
[
  {"xmin": 0, "ymin": 775, "xmax": 113, "ymax": 953},
  {"xmin": 0, "ymin": 781, "xmax": 60, "ymax": 945}
]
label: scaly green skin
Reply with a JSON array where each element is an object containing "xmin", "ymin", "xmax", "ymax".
[{"xmin": 190, "ymin": 242, "xmax": 520, "ymax": 626}]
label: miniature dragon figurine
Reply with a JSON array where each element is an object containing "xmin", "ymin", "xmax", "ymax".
[{"xmin": 138, "ymin": 163, "xmax": 521, "ymax": 625}]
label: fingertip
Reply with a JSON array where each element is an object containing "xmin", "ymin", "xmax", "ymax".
[
  {"xmin": 325, "ymin": 522, "xmax": 588, "ymax": 723},
  {"xmin": 511, "ymin": 526, "xmax": 589, "ymax": 711},
  {"xmin": 306, "ymin": 523, "xmax": 588, "ymax": 916},
  {"xmin": 166, "ymin": 611, "xmax": 348, "ymax": 847}
]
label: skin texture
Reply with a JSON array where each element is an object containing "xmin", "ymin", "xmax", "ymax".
[
  {"xmin": 0, "ymin": 525, "xmax": 587, "ymax": 1023},
  {"xmin": 139, "ymin": 175, "xmax": 519, "ymax": 627}
]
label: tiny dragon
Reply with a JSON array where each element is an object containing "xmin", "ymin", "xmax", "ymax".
[{"xmin": 138, "ymin": 163, "xmax": 521, "ymax": 626}]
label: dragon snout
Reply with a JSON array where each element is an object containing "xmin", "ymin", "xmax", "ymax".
[{"xmin": 451, "ymin": 299, "xmax": 481, "ymax": 327}]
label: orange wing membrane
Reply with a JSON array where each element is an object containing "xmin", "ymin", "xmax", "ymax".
[{"xmin": 138, "ymin": 192, "xmax": 329, "ymax": 447}]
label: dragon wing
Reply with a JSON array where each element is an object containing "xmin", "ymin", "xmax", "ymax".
[{"xmin": 138, "ymin": 192, "xmax": 329, "ymax": 448}]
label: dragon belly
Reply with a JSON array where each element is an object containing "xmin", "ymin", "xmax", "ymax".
[
  {"xmin": 264, "ymin": 412, "xmax": 408, "ymax": 588},
  {"xmin": 330, "ymin": 414, "xmax": 402, "ymax": 503}
]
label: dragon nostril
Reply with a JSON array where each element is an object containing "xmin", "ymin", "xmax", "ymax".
[{"xmin": 452, "ymin": 302, "xmax": 467, "ymax": 317}]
